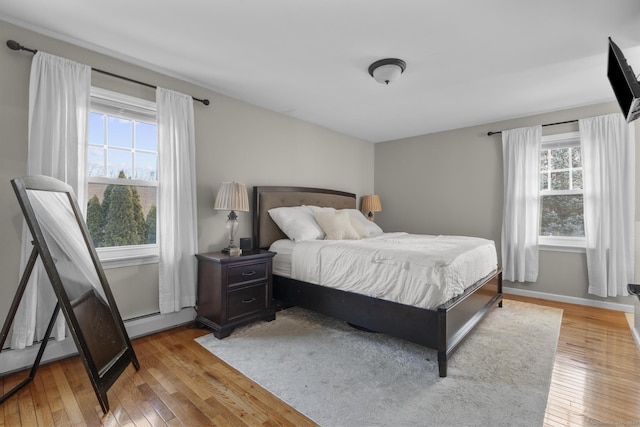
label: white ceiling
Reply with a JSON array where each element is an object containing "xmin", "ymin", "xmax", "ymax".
[{"xmin": 1, "ymin": 0, "xmax": 640, "ymax": 142}]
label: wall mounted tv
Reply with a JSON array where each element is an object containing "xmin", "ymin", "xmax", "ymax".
[{"xmin": 608, "ymin": 37, "xmax": 640, "ymax": 123}]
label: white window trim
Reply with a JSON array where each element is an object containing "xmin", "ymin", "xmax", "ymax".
[
  {"xmin": 91, "ymin": 87, "xmax": 156, "ymax": 118},
  {"xmin": 90, "ymin": 87, "xmax": 159, "ymax": 267},
  {"xmin": 98, "ymin": 245, "xmax": 159, "ymax": 269},
  {"xmin": 539, "ymin": 236, "xmax": 586, "ymax": 253},
  {"xmin": 89, "ymin": 176, "xmax": 158, "ymax": 189},
  {"xmin": 540, "ymin": 130, "xmax": 580, "ymax": 146},
  {"xmin": 539, "ymin": 131, "xmax": 586, "ymax": 252}
]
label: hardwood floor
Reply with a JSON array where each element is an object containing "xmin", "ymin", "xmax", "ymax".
[
  {"xmin": 508, "ymin": 295, "xmax": 640, "ymax": 426},
  {"xmin": 1, "ymin": 295, "xmax": 639, "ymax": 426}
]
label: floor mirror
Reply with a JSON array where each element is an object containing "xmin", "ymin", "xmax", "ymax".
[{"xmin": 0, "ymin": 175, "xmax": 139, "ymax": 414}]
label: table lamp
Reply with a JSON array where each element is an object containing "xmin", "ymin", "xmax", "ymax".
[
  {"xmin": 361, "ymin": 194, "xmax": 382, "ymax": 222},
  {"xmin": 214, "ymin": 182, "xmax": 249, "ymax": 254}
]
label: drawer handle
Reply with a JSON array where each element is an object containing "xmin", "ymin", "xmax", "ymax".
[
  {"xmin": 241, "ymin": 297, "xmax": 257, "ymax": 304},
  {"xmin": 241, "ymin": 271, "xmax": 257, "ymax": 276}
]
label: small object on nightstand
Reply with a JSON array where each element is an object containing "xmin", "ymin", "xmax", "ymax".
[
  {"xmin": 229, "ymin": 247, "xmax": 242, "ymax": 257},
  {"xmin": 195, "ymin": 250, "xmax": 276, "ymax": 338},
  {"xmin": 240, "ymin": 237, "xmax": 252, "ymax": 251}
]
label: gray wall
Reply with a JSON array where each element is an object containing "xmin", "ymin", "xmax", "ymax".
[
  {"xmin": 2, "ymin": 18, "xmax": 637, "ymax": 331},
  {"xmin": 375, "ymin": 103, "xmax": 640, "ymax": 306},
  {"xmin": 0, "ymin": 20, "xmax": 374, "ymax": 324}
]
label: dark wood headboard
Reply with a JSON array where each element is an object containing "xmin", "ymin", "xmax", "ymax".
[{"xmin": 252, "ymin": 186, "xmax": 357, "ymax": 249}]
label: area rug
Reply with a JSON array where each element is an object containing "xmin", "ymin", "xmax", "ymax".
[{"xmin": 196, "ymin": 300, "xmax": 562, "ymax": 427}]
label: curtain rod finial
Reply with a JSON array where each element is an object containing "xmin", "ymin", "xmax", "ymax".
[
  {"xmin": 6, "ymin": 40, "xmax": 21, "ymax": 51},
  {"xmin": 6, "ymin": 39, "xmax": 37, "ymax": 53}
]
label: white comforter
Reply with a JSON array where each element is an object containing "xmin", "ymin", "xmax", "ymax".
[{"xmin": 289, "ymin": 232, "xmax": 497, "ymax": 310}]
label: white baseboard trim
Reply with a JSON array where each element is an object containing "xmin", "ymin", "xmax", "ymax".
[
  {"xmin": 0, "ymin": 307, "xmax": 196, "ymax": 376},
  {"xmin": 125, "ymin": 308, "xmax": 196, "ymax": 339},
  {"xmin": 503, "ymin": 287, "xmax": 635, "ymax": 313}
]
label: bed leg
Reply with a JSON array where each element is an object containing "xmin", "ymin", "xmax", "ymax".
[{"xmin": 438, "ymin": 352, "xmax": 447, "ymax": 377}]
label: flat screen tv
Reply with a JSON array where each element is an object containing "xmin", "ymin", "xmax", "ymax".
[{"xmin": 607, "ymin": 37, "xmax": 640, "ymax": 123}]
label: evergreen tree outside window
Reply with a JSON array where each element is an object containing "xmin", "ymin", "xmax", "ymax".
[
  {"xmin": 87, "ymin": 88, "xmax": 159, "ymax": 267},
  {"xmin": 539, "ymin": 131, "xmax": 586, "ymax": 251}
]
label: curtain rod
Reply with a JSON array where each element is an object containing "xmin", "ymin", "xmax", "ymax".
[
  {"xmin": 487, "ymin": 119, "xmax": 578, "ymax": 136},
  {"xmin": 6, "ymin": 40, "xmax": 210, "ymax": 106}
]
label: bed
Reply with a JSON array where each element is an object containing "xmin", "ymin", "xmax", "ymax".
[{"xmin": 252, "ymin": 186, "xmax": 502, "ymax": 377}]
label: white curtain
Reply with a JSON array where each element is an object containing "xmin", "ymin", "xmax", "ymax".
[
  {"xmin": 11, "ymin": 52, "xmax": 90, "ymax": 349},
  {"xmin": 501, "ymin": 126, "xmax": 542, "ymax": 282},
  {"xmin": 157, "ymin": 87, "xmax": 198, "ymax": 314},
  {"xmin": 580, "ymin": 113, "xmax": 635, "ymax": 297}
]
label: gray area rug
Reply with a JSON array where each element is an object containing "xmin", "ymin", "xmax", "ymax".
[{"xmin": 196, "ymin": 300, "xmax": 562, "ymax": 427}]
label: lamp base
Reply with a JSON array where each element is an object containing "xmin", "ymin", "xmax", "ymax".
[
  {"xmin": 222, "ymin": 246, "xmax": 242, "ymax": 256},
  {"xmin": 222, "ymin": 215, "xmax": 240, "ymax": 255}
]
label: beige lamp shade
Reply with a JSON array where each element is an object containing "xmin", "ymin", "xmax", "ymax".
[
  {"xmin": 361, "ymin": 195, "xmax": 381, "ymax": 221},
  {"xmin": 362, "ymin": 194, "xmax": 382, "ymax": 213},
  {"xmin": 214, "ymin": 182, "xmax": 249, "ymax": 212}
]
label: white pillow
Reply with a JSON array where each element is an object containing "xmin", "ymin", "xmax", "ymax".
[
  {"xmin": 314, "ymin": 210, "xmax": 361, "ymax": 240},
  {"xmin": 348, "ymin": 215, "xmax": 371, "ymax": 238},
  {"xmin": 268, "ymin": 206, "xmax": 325, "ymax": 241},
  {"xmin": 341, "ymin": 209, "xmax": 384, "ymax": 237},
  {"xmin": 307, "ymin": 205, "xmax": 336, "ymax": 215}
]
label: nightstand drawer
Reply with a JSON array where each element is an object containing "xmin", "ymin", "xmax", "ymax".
[
  {"xmin": 227, "ymin": 261, "xmax": 268, "ymax": 286},
  {"xmin": 228, "ymin": 283, "xmax": 268, "ymax": 320}
]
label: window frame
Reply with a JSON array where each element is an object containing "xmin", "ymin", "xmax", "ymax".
[
  {"xmin": 88, "ymin": 87, "xmax": 159, "ymax": 268},
  {"xmin": 538, "ymin": 131, "xmax": 586, "ymax": 253}
]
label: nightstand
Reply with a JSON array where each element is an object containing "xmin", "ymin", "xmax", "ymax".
[{"xmin": 195, "ymin": 250, "xmax": 276, "ymax": 338}]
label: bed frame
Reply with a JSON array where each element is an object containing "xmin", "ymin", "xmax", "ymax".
[{"xmin": 252, "ymin": 186, "xmax": 502, "ymax": 377}]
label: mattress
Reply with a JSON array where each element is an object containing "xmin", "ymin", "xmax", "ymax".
[
  {"xmin": 270, "ymin": 238, "xmax": 296, "ymax": 277},
  {"xmin": 269, "ymin": 232, "xmax": 498, "ymax": 310}
]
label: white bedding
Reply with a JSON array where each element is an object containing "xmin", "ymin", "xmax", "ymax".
[
  {"xmin": 270, "ymin": 238, "xmax": 296, "ymax": 277},
  {"xmin": 269, "ymin": 232, "xmax": 497, "ymax": 310}
]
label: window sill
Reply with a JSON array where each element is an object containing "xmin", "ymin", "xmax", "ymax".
[
  {"xmin": 539, "ymin": 244, "xmax": 586, "ymax": 253},
  {"xmin": 97, "ymin": 245, "xmax": 159, "ymax": 269},
  {"xmin": 538, "ymin": 236, "xmax": 586, "ymax": 253},
  {"xmin": 100, "ymin": 254, "xmax": 159, "ymax": 269}
]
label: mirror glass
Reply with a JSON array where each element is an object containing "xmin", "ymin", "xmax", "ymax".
[{"xmin": 26, "ymin": 189, "xmax": 126, "ymax": 375}]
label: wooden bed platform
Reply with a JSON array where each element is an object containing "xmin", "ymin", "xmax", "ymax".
[{"xmin": 252, "ymin": 185, "xmax": 502, "ymax": 377}]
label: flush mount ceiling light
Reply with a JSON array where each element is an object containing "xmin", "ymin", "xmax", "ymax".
[{"xmin": 368, "ymin": 58, "xmax": 406, "ymax": 85}]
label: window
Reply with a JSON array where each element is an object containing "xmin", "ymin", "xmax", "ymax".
[
  {"xmin": 87, "ymin": 88, "xmax": 159, "ymax": 267},
  {"xmin": 539, "ymin": 131, "xmax": 585, "ymax": 251}
]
